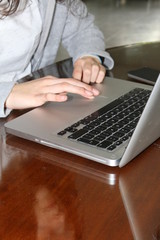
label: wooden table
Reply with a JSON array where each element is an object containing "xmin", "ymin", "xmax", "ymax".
[{"xmin": 0, "ymin": 42, "xmax": 160, "ymax": 240}]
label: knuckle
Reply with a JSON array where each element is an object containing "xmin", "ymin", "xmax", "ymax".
[
  {"xmin": 92, "ymin": 64, "xmax": 99, "ymax": 71},
  {"xmin": 45, "ymin": 92, "xmax": 52, "ymax": 101},
  {"xmin": 41, "ymin": 76, "xmax": 53, "ymax": 85}
]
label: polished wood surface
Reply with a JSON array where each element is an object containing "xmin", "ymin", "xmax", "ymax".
[
  {"xmin": 107, "ymin": 41, "xmax": 160, "ymax": 80},
  {"xmin": 0, "ymin": 42, "xmax": 160, "ymax": 240}
]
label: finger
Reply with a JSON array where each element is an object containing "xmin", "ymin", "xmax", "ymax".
[
  {"xmin": 43, "ymin": 78, "xmax": 97, "ymax": 94},
  {"xmin": 45, "ymin": 82, "xmax": 96, "ymax": 99},
  {"xmin": 41, "ymin": 75, "xmax": 94, "ymax": 91},
  {"xmin": 90, "ymin": 64, "xmax": 100, "ymax": 83},
  {"xmin": 81, "ymin": 63, "xmax": 92, "ymax": 84},
  {"xmin": 73, "ymin": 64, "xmax": 83, "ymax": 81},
  {"xmin": 64, "ymin": 80, "xmax": 100, "ymax": 96},
  {"xmin": 61, "ymin": 80, "xmax": 100, "ymax": 96},
  {"xmin": 36, "ymin": 77, "xmax": 100, "ymax": 97},
  {"xmin": 96, "ymin": 66, "xmax": 106, "ymax": 83},
  {"xmin": 35, "ymin": 76, "xmax": 57, "ymax": 87}
]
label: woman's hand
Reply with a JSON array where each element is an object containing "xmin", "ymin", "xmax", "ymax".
[
  {"xmin": 73, "ymin": 56, "xmax": 106, "ymax": 84},
  {"xmin": 5, "ymin": 76, "xmax": 100, "ymax": 110}
]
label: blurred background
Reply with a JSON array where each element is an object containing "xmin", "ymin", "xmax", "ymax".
[{"xmin": 56, "ymin": 0, "xmax": 160, "ymax": 60}]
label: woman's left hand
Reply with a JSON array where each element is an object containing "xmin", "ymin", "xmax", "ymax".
[{"xmin": 73, "ymin": 56, "xmax": 106, "ymax": 84}]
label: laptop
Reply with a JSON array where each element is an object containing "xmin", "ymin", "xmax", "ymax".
[{"xmin": 4, "ymin": 62, "xmax": 160, "ymax": 167}]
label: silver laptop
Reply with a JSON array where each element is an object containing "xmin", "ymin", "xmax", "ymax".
[{"xmin": 4, "ymin": 63, "xmax": 160, "ymax": 167}]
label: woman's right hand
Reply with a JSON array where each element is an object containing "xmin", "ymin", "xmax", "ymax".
[{"xmin": 5, "ymin": 75, "xmax": 100, "ymax": 110}]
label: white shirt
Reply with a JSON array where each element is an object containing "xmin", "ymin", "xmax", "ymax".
[{"xmin": 0, "ymin": 0, "xmax": 42, "ymax": 82}]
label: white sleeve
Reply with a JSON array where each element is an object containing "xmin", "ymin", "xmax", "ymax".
[{"xmin": 61, "ymin": 1, "xmax": 114, "ymax": 70}]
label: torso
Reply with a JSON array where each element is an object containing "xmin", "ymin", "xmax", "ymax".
[{"xmin": 0, "ymin": 0, "xmax": 42, "ymax": 82}]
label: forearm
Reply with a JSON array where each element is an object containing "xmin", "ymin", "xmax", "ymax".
[{"xmin": 61, "ymin": 1, "xmax": 114, "ymax": 69}]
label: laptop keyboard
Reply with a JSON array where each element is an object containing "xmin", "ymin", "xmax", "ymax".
[{"xmin": 57, "ymin": 88, "xmax": 151, "ymax": 152}]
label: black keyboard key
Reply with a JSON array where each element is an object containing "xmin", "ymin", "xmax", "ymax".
[
  {"xmin": 82, "ymin": 133, "xmax": 93, "ymax": 140},
  {"xmin": 121, "ymin": 135, "xmax": 130, "ymax": 142},
  {"xmin": 70, "ymin": 122, "xmax": 81, "ymax": 128},
  {"xmin": 57, "ymin": 130, "xmax": 67, "ymax": 136},
  {"xmin": 97, "ymin": 140, "xmax": 111, "ymax": 149},
  {"xmin": 65, "ymin": 127, "xmax": 77, "ymax": 133},
  {"xmin": 106, "ymin": 127, "xmax": 117, "ymax": 134},
  {"xmin": 106, "ymin": 136, "xmax": 119, "ymax": 144},
  {"xmin": 123, "ymin": 124, "xmax": 135, "ymax": 131},
  {"xmin": 106, "ymin": 119, "xmax": 118, "ymax": 124},
  {"xmin": 89, "ymin": 129, "xmax": 101, "ymax": 135},
  {"xmin": 78, "ymin": 138, "xmax": 99, "ymax": 146},
  {"xmin": 100, "ymin": 130, "xmax": 112, "ymax": 137},
  {"xmin": 107, "ymin": 144, "xmax": 117, "ymax": 151},
  {"xmin": 93, "ymin": 135, "xmax": 106, "ymax": 141},
  {"xmin": 113, "ymin": 131, "xmax": 125, "ymax": 138},
  {"xmin": 94, "ymin": 125, "xmax": 106, "ymax": 132},
  {"xmin": 68, "ymin": 129, "xmax": 88, "ymax": 139},
  {"xmin": 118, "ymin": 119, "xmax": 129, "ymax": 126},
  {"xmin": 90, "ymin": 120, "xmax": 101, "ymax": 126},
  {"xmin": 126, "ymin": 131, "xmax": 134, "ymax": 138},
  {"xmin": 120, "ymin": 128, "xmax": 130, "ymax": 134},
  {"xmin": 97, "ymin": 116, "xmax": 106, "ymax": 123},
  {"xmin": 101, "ymin": 122, "xmax": 112, "ymax": 128},
  {"xmin": 115, "ymin": 140, "xmax": 123, "ymax": 146},
  {"xmin": 83, "ymin": 124, "xmax": 95, "ymax": 130}
]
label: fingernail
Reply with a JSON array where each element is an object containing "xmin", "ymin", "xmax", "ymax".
[
  {"xmin": 60, "ymin": 95, "xmax": 67, "ymax": 101},
  {"xmin": 88, "ymin": 96, "xmax": 95, "ymax": 99},
  {"xmin": 92, "ymin": 88, "xmax": 100, "ymax": 95}
]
